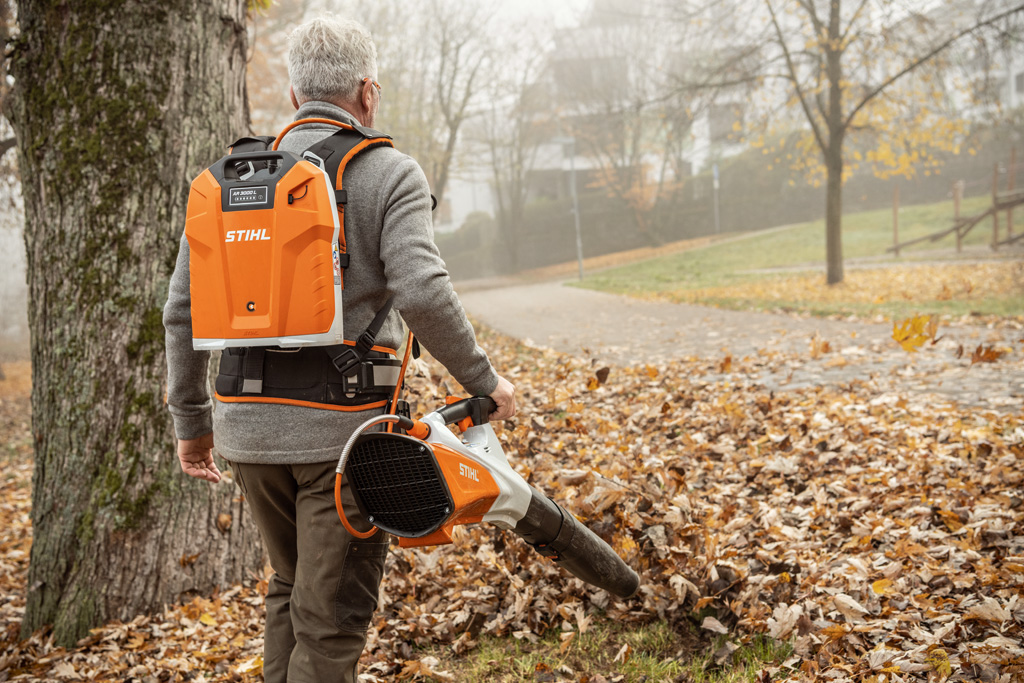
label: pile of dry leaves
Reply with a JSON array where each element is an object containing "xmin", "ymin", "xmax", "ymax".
[{"xmin": 0, "ymin": 318, "xmax": 1022, "ymax": 682}]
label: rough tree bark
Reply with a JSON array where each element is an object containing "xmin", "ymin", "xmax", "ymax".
[{"xmin": 7, "ymin": 0, "xmax": 264, "ymax": 645}]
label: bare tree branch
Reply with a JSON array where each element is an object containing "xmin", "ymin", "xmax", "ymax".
[
  {"xmin": 766, "ymin": 0, "xmax": 827, "ymax": 152},
  {"xmin": 843, "ymin": 1, "xmax": 1024, "ymax": 130},
  {"xmin": 839, "ymin": 0, "xmax": 873, "ymax": 46},
  {"xmin": 795, "ymin": 0, "xmax": 825, "ymax": 36},
  {"xmin": 0, "ymin": 137, "xmax": 14, "ymax": 158}
]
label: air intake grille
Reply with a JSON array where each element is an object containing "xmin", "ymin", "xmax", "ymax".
[{"xmin": 347, "ymin": 434, "xmax": 453, "ymax": 537}]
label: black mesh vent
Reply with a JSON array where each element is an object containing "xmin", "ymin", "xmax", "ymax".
[{"xmin": 347, "ymin": 434, "xmax": 453, "ymax": 537}]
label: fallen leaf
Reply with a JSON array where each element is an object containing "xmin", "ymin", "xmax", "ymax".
[
  {"xmin": 969, "ymin": 344, "xmax": 1006, "ymax": 365},
  {"xmin": 236, "ymin": 656, "xmax": 263, "ymax": 674},
  {"xmin": 892, "ymin": 315, "xmax": 936, "ymax": 352},
  {"xmin": 966, "ymin": 596, "xmax": 1010, "ymax": 623},
  {"xmin": 701, "ymin": 616, "xmax": 729, "ymax": 634},
  {"xmin": 833, "ymin": 594, "xmax": 869, "ymax": 622}
]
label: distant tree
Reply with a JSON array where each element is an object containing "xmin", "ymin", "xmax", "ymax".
[
  {"xmin": 337, "ymin": 0, "xmax": 495, "ymax": 205},
  {"xmin": 476, "ymin": 35, "xmax": 552, "ymax": 272},
  {"xmin": 755, "ymin": 0, "xmax": 1024, "ymax": 284},
  {"xmin": 553, "ymin": 5, "xmax": 717, "ymax": 247},
  {"xmin": 7, "ymin": 0, "xmax": 264, "ymax": 645},
  {"xmin": 246, "ymin": 0, "xmax": 313, "ymax": 133}
]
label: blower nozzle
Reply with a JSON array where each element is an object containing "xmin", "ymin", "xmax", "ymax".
[{"xmin": 513, "ymin": 488, "xmax": 640, "ymax": 599}]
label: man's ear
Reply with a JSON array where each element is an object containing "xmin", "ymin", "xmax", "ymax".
[
  {"xmin": 289, "ymin": 85, "xmax": 300, "ymax": 110},
  {"xmin": 361, "ymin": 81, "xmax": 375, "ymax": 116}
]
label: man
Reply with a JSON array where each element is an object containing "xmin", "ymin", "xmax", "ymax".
[{"xmin": 162, "ymin": 15, "xmax": 516, "ymax": 683}]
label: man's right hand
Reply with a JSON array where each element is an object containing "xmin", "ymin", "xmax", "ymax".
[
  {"xmin": 488, "ymin": 375, "xmax": 516, "ymax": 421},
  {"xmin": 177, "ymin": 433, "xmax": 221, "ymax": 484}
]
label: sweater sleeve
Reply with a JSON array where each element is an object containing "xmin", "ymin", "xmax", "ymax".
[
  {"xmin": 377, "ymin": 157, "xmax": 499, "ymax": 397},
  {"xmin": 162, "ymin": 233, "xmax": 214, "ymax": 440}
]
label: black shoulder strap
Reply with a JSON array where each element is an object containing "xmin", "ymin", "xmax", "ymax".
[
  {"xmin": 329, "ymin": 296, "xmax": 396, "ymax": 376},
  {"xmin": 304, "ymin": 127, "xmax": 394, "ymax": 199},
  {"xmin": 302, "ymin": 128, "xmax": 395, "ymax": 283}
]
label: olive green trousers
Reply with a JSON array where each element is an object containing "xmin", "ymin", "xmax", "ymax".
[{"xmin": 230, "ymin": 461, "xmax": 390, "ymax": 683}]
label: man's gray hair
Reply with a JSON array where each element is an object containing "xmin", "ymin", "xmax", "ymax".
[{"xmin": 288, "ymin": 15, "xmax": 377, "ymax": 105}]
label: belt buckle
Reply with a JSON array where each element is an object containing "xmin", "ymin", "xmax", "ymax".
[{"xmin": 341, "ymin": 361, "xmax": 374, "ymax": 397}]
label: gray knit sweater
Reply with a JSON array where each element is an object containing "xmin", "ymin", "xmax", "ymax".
[{"xmin": 163, "ymin": 102, "xmax": 498, "ymax": 464}]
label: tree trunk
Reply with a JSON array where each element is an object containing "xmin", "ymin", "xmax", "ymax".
[
  {"xmin": 825, "ymin": 0, "xmax": 845, "ymax": 286},
  {"xmin": 825, "ymin": 141, "xmax": 845, "ymax": 285},
  {"xmin": 7, "ymin": 0, "xmax": 264, "ymax": 645}
]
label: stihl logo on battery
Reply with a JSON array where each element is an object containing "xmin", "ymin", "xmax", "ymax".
[
  {"xmin": 459, "ymin": 463, "xmax": 479, "ymax": 482},
  {"xmin": 225, "ymin": 229, "xmax": 270, "ymax": 243}
]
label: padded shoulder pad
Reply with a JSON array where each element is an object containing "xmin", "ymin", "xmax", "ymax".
[
  {"xmin": 350, "ymin": 124, "xmax": 392, "ymax": 140},
  {"xmin": 228, "ymin": 135, "xmax": 275, "ymax": 154}
]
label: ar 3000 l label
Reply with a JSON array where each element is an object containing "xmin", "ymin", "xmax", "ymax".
[{"xmin": 228, "ymin": 186, "xmax": 269, "ymax": 206}]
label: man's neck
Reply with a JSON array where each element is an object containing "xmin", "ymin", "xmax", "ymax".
[{"xmin": 295, "ymin": 100, "xmax": 369, "ymax": 128}]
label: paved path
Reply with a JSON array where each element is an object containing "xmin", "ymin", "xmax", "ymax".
[{"xmin": 458, "ymin": 281, "xmax": 1023, "ymax": 412}]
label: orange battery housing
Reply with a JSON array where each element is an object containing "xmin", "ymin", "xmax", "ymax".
[{"xmin": 185, "ymin": 150, "xmax": 344, "ymax": 350}]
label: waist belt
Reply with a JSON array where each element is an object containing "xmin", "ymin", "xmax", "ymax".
[{"xmin": 216, "ymin": 346, "xmax": 401, "ymax": 410}]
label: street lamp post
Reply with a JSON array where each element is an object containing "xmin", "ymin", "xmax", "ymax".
[
  {"xmin": 553, "ymin": 136, "xmax": 584, "ymax": 281},
  {"xmin": 712, "ymin": 162, "xmax": 721, "ymax": 235}
]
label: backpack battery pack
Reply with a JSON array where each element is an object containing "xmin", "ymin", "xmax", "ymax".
[{"xmin": 185, "ymin": 150, "xmax": 345, "ymax": 350}]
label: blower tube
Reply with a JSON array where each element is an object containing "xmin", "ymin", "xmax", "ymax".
[{"xmin": 513, "ymin": 487, "xmax": 640, "ymax": 599}]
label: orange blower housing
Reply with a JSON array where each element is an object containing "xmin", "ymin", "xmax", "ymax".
[
  {"xmin": 344, "ymin": 432, "xmax": 501, "ymax": 547},
  {"xmin": 185, "ymin": 150, "xmax": 344, "ymax": 350}
]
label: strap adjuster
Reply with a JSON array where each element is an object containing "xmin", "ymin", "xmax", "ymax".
[
  {"xmin": 331, "ymin": 348, "xmax": 360, "ymax": 376},
  {"xmin": 329, "ymin": 295, "xmax": 395, "ymax": 376}
]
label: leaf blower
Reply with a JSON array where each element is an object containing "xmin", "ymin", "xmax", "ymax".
[{"xmin": 333, "ymin": 396, "xmax": 640, "ymax": 600}]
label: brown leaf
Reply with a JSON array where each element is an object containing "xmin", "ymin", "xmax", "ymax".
[
  {"xmin": 969, "ymin": 344, "xmax": 1005, "ymax": 365},
  {"xmin": 595, "ymin": 367, "xmax": 610, "ymax": 384},
  {"xmin": 217, "ymin": 513, "xmax": 232, "ymax": 533},
  {"xmin": 179, "ymin": 552, "xmax": 200, "ymax": 568}
]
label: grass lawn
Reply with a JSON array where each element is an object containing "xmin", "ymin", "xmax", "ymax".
[
  {"xmin": 427, "ymin": 620, "xmax": 795, "ymax": 682},
  {"xmin": 574, "ymin": 195, "xmax": 1024, "ymax": 319}
]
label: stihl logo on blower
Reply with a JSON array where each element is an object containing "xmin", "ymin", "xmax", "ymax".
[
  {"xmin": 335, "ymin": 397, "xmax": 640, "ymax": 600},
  {"xmin": 458, "ymin": 462, "xmax": 479, "ymax": 481}
]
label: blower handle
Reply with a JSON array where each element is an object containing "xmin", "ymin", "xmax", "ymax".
[{"xmin": 436, "ymin": 396, "xmax": 497, "ymax": 428}]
